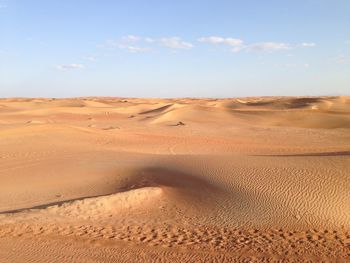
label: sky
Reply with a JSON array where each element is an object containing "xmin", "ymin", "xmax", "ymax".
[{"xmin": 0, "ymin": 0, "xmax": 349, "ymax": 98}]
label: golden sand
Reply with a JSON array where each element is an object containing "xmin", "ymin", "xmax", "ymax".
[{"xmin": 0, "ymin": 96, "xmax": 349, "ymax": 262}]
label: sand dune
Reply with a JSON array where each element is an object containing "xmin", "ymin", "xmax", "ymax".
[{"xmin": 0, "ymin": 96, "xmax": 349, "ymax": 262}]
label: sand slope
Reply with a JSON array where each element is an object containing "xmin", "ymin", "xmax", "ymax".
[{"xmin": 0, "ymin": 96, "xmax": 349, "ymax": 262}]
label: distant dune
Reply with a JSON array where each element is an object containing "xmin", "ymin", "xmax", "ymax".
[{"xmin": 0, "ymin": 96, "xmax": 349, "ymax": 262}]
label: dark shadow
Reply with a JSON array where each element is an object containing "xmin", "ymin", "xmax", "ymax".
[
  {"xmin": 0, "ymin": 194, "xmax": 110, "ymax": 215},
  {"xmin": 245, "ymin": 101, "xmax": 274, "ymax": 106},
  {"xmin": 287, "ymin": 97, "xmax": 322, "ymax": 108},
  {"xmin": 168, "ymin": 121, "xmax": 185, "ymax": 126},
  {"xmin": 138, "ymin": 104, "xmax": 172, "ymax": 115},
  {"xmin": 0, "ymin": 167, "xmax": 223, "ymax": 215}
]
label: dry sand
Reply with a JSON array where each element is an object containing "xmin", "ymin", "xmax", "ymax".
[{"xmin": 0, "ymin": 96, "xmax": 349, "ymax": 262}]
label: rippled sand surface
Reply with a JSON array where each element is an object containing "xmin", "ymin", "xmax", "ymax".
[{"xmin": 0, "ymin": 96, "xmax": 349, "ymax": 262}]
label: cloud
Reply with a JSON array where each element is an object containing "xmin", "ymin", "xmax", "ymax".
[
  {"xmin": 121, "ymin": 35, "xmax": 141, "ymax": 43},
  {"xmin": 145, "ymin": 37, "xmax": 155, "ymax": 43},
  {"xmin": 158, "ymin": 37, "xmax": 193, "ymax": 49},
  {"xmin": 103, "ymin": 35, "xmax": 314, "ymax": 54},
  {"xmin": 249, "ymin": 41, "xmax": 315, "ymax": 51},
  {"xmin": 345, "ymin": 40, "xmax": 350, "ymax": 44},
  {"xmin": 198, "ymin": 36, "xmax": 243, "ymax": 46},
  {"xmin": 56, "ymin": 63, "xmax": 84, "ymax": 71},
  {"xmin": 198, "ymin": 36, "xmax": 243, "ymax": 52},
  {"xmin": 103, "ymin": 36, "xmax": 151, "ymax": 53},
  {"xmin": 301, "ymin": 42, "xmax": 316, "ymax": 47},
  {"xmin": 198, "ymin": 36, "xmax": 315, "ymax": 53},
  {"xmin": 248, "ymin": 42, "xmax": 291, "ymax": 52},
  {"xmin": 104, "ymin": 36, "xmax": 193, "ymax": 52},
  {"xmin": 103, "ymin": 35, "xmax": 141, "ymax": 48},
  {"xmin": 199, "ymin": 37, "xmax": 290, "ymax": 53},
  {"xmin": 120, "ymin": 45, "xmax": 151, "ymax": 53}
]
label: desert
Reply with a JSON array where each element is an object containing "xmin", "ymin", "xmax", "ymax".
[{"xmin": 0, "ymin": 96, "xmax": 349, "ymax": 262}]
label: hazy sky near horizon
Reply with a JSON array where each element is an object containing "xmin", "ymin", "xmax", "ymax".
[{"xmin": 0, "ymin": 0, "xmax": 349, "ymax": 97}]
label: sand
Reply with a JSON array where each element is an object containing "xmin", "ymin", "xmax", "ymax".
[{"xmin": 0, "ymin": 96, "xmax": 349, "ymax": 262}]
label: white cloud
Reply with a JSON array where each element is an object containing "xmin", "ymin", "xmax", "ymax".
[
  {"xmin": 158, "ymin": 37, "xmax": 193, "ymax": 49},
  {"xmin": 301, "ymin": 42, "xmax": 316, "ymax": 47},
  {"xmin": 198, "ymin": 36, "xmax": 243, "ymax": 52},
  {"xmin": 197, "ymin": 36, "xmax": 304, "ymax": 53},
  {"xmin": 56, "ymin": 63, "xmax": 84, "ymax": 71},
  {"xmin": 104, "ymin": 35, "xmax": 151, "ymax": 53},
  {"xmin": 145, "ymin": 37, "xmax": 155, "ymax": 43},
  {"xmin": 345, "ymin": 40, "xmax": 350, "ymax": 44},
  {"xmin": 248, "ymin": 42, "xmax": 291, "ymax": 52},
  {"xmin": 104, "ymin": 35, "xmax": 314, "ymax": 54},
  {"xmin": 198, "ymin": 36, "xmax": 243, "ymax": 46},
  {"xmin": 103, "ymin": 35, "xmax": 142, "ymax": 48},
  {"xmin": 121, "ymin": 46, "xmax": 151, "ymax": 53},
  {"xmin": 104, "ymin": 36, "xmax": 193, "ymax": 52},
  {"xmin": 120, "ymin": 35, "xmax": 141, "ymax": 43}
]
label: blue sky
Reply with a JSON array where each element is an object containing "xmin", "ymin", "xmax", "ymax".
[{"xmin": 0, "ymin": 0, "xmax": 349, "ymax": 97}]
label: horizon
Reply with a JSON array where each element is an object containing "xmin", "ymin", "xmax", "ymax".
[
  {"xmin": 1, "ymin": 0, "xmax": 350, "ymax": 97},
  {"xmin": 0, "ymin": 95, "xmax": 348, "ymax": 100},
  {"xmin": 1, "ymin": 95, "xmax": 349, "ymax": 103}
]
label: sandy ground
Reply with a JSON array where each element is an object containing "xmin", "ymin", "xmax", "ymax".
[{"xmin": 0, "ymin": 96, "xmax": 349, "ymax": 262}]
